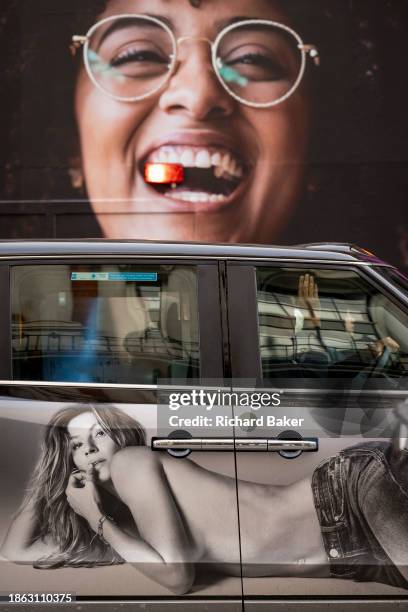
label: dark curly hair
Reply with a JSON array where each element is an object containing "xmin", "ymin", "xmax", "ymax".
[{"xmin": 0, "ymin": 0, "xmax": 407, "ymax": 266}]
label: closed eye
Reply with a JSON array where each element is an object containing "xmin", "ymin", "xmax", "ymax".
[
  {"xmin": 227, "ymin": 53, "xmax": 287, "ymax": 80},
  {"xmin": 111, "ymin": 49, "xmax": 168, "ymax": 68}
]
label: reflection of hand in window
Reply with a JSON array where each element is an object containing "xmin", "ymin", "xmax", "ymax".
[
  {"xmin": 345, "ymin": 310, "xmax": 355, "ymax": 336},
  {"xmin": 297, "ymin": 274, "xmax": 321, "ymax": 328},
  {"xmin": 368, "ymin": 336, "xmax": 400, "ymax": 358}
]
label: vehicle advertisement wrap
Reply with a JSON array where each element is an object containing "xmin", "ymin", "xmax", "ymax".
[
  {"xmin": 0, "ymin": 394, "xmax": 407, "ymax": 600},
  {"xmin": 0, "ymin": 0, "xmax": 407, "ymax": 271}
]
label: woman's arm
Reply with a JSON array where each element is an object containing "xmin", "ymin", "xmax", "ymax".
[
  {"xmin": 0, "ymin": 498, "xmax": 57, "ymax": 564},
  {"xmin": 66, "ymin": 448, "xmax": 195, "ymax": 594},
  {"xmin": 90, "ymin": 513, "xmax": 194, "ymax": 594}
]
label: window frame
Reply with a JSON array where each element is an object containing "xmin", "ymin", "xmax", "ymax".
[{"xmin": 0, "ymin": 264, "xmax": 11, "ymax": 380}]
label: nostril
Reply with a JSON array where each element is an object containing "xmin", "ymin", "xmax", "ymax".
[{"xmin": 158, "ymin": 61, "xmax": 235, "ymax": 120}]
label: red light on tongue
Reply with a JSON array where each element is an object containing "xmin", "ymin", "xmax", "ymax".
[{"xmin": 144, "ymin": 162, "xmax": 184, "ymax": 185}]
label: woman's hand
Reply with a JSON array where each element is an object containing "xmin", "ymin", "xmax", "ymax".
[
  {"xmin": 297, "ymin": 274, "xmax": 321, "ymax": 327},
  {"xmin": 65, "ymin": 468, "xmax": 101, "ymax": 531},
  {"xmin": 368, "ymin": 336, "xmax": 400, "ymax": 358}
]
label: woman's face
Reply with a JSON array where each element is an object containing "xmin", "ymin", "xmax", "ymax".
[
  {"xmin": 67, "ymin": 412, "xmax": 119, "ymax": 483},
  {"xmin": 75, "ymin": 0, "xmax": 310, "ymax": 242}
]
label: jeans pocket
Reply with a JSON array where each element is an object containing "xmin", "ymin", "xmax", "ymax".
[{"xmin": 327, "ymin": 454, "xmax": 346, "ymax": 523}]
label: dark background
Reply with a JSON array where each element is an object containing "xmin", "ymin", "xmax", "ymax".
[{"xmin": 0, "ymin": 0, "xmax": 407, "ymax": 270}]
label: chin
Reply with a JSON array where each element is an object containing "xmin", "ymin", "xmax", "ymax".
[{"xmin": 96, "ymin": 465, "xmax": 111, "ymax": 483}]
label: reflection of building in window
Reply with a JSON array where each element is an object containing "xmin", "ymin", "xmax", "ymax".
[
  {"xmin": 257, "ymin": 268, "xmax": 407, "ymax": 385},
  {"xmin": 11, "ymin": 265, "xmax": 200, "ymax": 384}
]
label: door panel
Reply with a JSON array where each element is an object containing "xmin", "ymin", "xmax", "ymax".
[
  {"xmin": 0, "ymin": 260, "xmax": 242, "ymax": 609},
  {"xmin": 0, "ymin": 391, "xmax": 242, "ymax": 606},
  {"xmin": 227, "ymin": 262, "xmax": 408, "ymax": 605}
]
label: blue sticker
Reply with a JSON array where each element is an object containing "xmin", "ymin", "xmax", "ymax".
[{"xmin": 71, "ymin": 272, "xmax": 158, "ymax": 282}]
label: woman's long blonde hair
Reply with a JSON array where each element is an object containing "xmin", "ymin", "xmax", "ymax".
[{"xmin": 22, "ymin": 404, "xmax": 146, "ymax": 568}]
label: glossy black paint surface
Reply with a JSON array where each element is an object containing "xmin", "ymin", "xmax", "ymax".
[{"xmin": 0, "ymin": 240, "xmax": 390, "ymax": 264}]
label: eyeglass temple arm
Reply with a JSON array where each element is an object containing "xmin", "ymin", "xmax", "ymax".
[
  {"xmin": 299, "ymin": 44, "xmax": 320, "ymax": 66},
  {"xmin": 70, "ymin": 35, "xmax": 88, "ymax": 56}
]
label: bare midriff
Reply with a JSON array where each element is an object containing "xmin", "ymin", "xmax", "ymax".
[{"xmin": 161, "ymin": 454, "xmax": 329, "ymax": 577}]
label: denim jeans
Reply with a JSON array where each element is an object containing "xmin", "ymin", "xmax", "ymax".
[{"xmin": 312, "ymin": 441, "xmax": 408, "ymax": 589}]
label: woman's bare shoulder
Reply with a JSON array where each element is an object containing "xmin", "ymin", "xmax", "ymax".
[
  {"xmin": 110, "ymin": 446, "xmax": 165, "ymax": 505},
  {"xmin": 111, "ymin": 446, "xmax": 161, "ymax": 485}
]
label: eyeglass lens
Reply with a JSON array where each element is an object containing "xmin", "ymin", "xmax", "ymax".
[
  {"xmin": 87, "ymin": 17, "xmax": 175, "ymax": 100},
  {"xmin": 87, "ymin": 17, "xmax": 302, "ymax": 104},
  {"xmin": 215, "ymin": 23, "xmax": 302, "ymax": 106}
]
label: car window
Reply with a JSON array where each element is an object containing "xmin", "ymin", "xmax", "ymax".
[
  {"xmin": 256, "ymin": 267, "xmax": 408, "ymax": 387},
  {"xmin": 11, "ymin": 264, "xmax": 200, "ymax": 384},
  {"xmin": 374, "ymin": 266, "xmax": 408, "ymax": 296}
]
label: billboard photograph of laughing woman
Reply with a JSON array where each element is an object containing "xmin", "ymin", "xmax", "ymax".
[{"xmin": 0, "ymin": 0, "xmax": 407, "ymax": 268}]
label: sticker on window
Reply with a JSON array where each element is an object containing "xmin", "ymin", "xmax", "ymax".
[{"xmin": 71, "ymin": 272, "xmax": 158, "ymax": 282}]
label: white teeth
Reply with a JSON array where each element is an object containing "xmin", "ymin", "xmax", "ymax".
[
  {"xmin": 165, "ymin": 191, "xmax": 226, "ymax": 203},
  {"xmin": 214, "ymin": 165, "xmax": 224, "ymax": 178},
  {"xmin": 167, "ymin": 150, "xmax": 179, "ymax": 163},
  {"xmin": 222, "ymin": 153, "xmax": 231, "ymax": 172},
  {"xmin": 146, "ymin": 146, "xmax": 244, "ymax": 178},
  {"xmin": 180, "ymin": 149, "xmax": 195, "ymax": 166},
  {"xmin": 195, "ymin": 150, "xmax": 212, "ymax": 168},
  {"xmin": 211, "ymin": 152, "xmax": 222, "ymax": 166}
]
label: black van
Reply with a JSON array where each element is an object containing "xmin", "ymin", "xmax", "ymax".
[{"xmin": 0, "ymin": 240, "xmax": 407, "ymax": 612}]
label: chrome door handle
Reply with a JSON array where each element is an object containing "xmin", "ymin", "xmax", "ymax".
[
  {"xmin": 152, "ymin": 438, "xmax": 235, "ymax": 451},
  {"xmin": 267, "ymin": 439, "xmax": 318, "ymax": 452},
  {"xmin": 152, "ymin": 437, "xmax": 318, "ymax": 453}
]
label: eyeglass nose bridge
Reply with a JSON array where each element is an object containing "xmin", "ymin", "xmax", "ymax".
[
  {"xmin": 176, "ymin": 35, "xmax": 213, "ymax": 47},
  {"xmin": 169, "ymin": 35, "xmax": 217, "ymax": 83}
]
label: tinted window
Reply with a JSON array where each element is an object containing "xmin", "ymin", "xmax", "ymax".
[
  {"xmin": 374, "ymin": 266, "xmax": 408, "ymax": 296},
  {"xmin": 12, "ymin": 264, "xmax": 200, "ymax": 384},
  {"xmin": 256, "ymin": 267, "xmax": 408, "ymax": 387}
]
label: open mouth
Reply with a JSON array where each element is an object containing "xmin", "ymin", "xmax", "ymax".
[{"xmin": 142, "ymin": 145, "xmax": 247, "ymax": 204}]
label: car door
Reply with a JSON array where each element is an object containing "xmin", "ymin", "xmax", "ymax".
[
  {"xmin": 0, "ymin": 256, "xmax": 242, "ymax": 611},
  {"xmin": 226, "ymin": 260, "xmax": 408, "ymax": 611}
]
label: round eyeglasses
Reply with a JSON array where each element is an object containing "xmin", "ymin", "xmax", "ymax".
[{"xmin": 72, "ymin": 15, "xmax": 319, "ymax": 108}]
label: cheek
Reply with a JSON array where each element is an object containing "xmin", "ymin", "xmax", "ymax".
[
  {"xmin": 75, "ymin": 72, "xmax": 152, "ymax": 153},
  {"xmin": 71, "ymin": 451, "xmax": 83, "ymax": 468},
  {"xmin": 103, "ymin": 439, "xmax": 119, "ymax": 458},
  {"xmin": 249, "ymin": 96, "xmax": 310, "ymax": 164}
]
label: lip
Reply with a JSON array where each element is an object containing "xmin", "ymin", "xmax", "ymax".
[
  {"xmin": 90, "ymin": 459, "xmax": 106, "ymax": 468},
  {"xmin": 138, "ymin": 129, "xmax": 255, "ymax": 212}
]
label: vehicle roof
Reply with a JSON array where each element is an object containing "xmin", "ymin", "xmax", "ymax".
[{"xmin": 0, "ymin": 240, "xmax": 389, "ymax": 264}]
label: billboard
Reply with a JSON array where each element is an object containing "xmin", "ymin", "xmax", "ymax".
[{"xmin": 0, "ymin": 0, "xmax": 407, "ymax": 266}]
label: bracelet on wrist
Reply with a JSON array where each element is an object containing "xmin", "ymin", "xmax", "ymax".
[{"xmin": 97, "ymin": 514, "xmax": 115, "ymax": 544}]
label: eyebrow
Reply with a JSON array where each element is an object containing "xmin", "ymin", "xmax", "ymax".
[
  {"xmin": 147, "ymin": 14, "xmax": 260, "ymax": 33},
  {"xmin": 95, "ymin": 14, "xmax": 261, "ymax": 46},
  {"xmin": 213, "ymin": 16, "xmax": 261, "ymax": 31},
  {"xmin": 96, "ymin": 16, "xmax": 169, "ymax": 48},
  {"xmin": 68, "ymin": 423, "xmax": 99, "ymax": 440}
]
